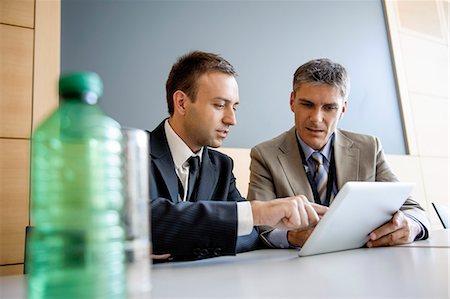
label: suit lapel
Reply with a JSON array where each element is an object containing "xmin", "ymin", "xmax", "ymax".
[
  {"xmin": 195, "ymin": 147, "xmax": 218, "ymax": 201},
  {"xmin": 150, "ymin": 120, "xmax": 180, "ymax": 203},
  {"xmin": 334, "ymin": 129, "xmax": 360, "ymax": 190},
  {"xmin": 279, "ymin": 127, "xmax": 314, "ymax": 201}
]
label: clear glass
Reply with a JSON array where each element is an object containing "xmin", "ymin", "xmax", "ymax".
[{"xmin": 122, "ymin": 128, "xmax": 152, "ymax": 297}]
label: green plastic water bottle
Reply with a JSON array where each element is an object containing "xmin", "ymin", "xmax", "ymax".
[{"xmin": 28, "ymin": 72, "xmax": 126, "ymax": 299}]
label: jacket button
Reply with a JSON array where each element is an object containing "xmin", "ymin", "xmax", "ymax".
[
  {"xmin": 193, "ymin": 248, "xmax": 201, "ymax": 256},
  {"xmin": 200, "ymin": 249, "xmax": 209, "ymax": 256},
  {"xmin": 213, "ymin": 248, "xmax": 222, "ymax": 256}
]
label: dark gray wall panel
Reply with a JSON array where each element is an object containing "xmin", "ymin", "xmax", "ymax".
[{"xmin": 62, "ymin": 0, "xmax": 406, "ymax": 154}]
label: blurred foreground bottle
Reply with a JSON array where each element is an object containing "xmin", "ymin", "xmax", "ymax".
[{"xmin": 28, "ymin": 72, "xmax": 126, "ymax": 299}]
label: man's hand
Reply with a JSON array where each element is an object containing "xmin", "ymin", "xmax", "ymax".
[
  {"xmin": 250, "ymin": 195, "xmax": 328, "ymax": 230},
  {"xmin": 366, "ymin": 210, "xmax": 421, "ymax": 247},
  {"xmin": 287, "ymin": 228, "xmax": 314, "ymax": 247}
]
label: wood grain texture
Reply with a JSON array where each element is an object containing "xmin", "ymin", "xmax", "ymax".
[
  {"xmin": 32, "ymin": 0, "xmax": 60, "ymax": 129},
  {"xmin": 0, "ymin": 264, "xmax": 24, "ymax": 276},
  {"xmin": 0, "ymin": 139, "xmax": 30, "ymax": 265},
  {"xmin": 0, "ymin": 0, "xmax": 35, "ymax": 28},
  {"xmin": 0, "ymin": 24, "xmax": 34, "ymax": 138}
]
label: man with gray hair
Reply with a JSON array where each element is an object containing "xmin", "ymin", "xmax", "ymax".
[{"xmin": 247, "ymin": 58, "xmax": 430, "ymax": 248}]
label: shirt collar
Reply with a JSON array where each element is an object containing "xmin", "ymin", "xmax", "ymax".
[
  {"xmin": 296, "ymin": 130, "xmax": 334, "ymax": 163},
  {"xmin": 164, "ymin": 119, "xmax": 203, "ymax": 169}
]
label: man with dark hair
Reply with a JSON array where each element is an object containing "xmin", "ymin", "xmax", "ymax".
[
  {"xmin": 150, "ymin": 51, "xmax": 326, "ymax": 261},
  {"xmin": 248, "ymin": 58, "xmax": 430, "ymax": 248}
]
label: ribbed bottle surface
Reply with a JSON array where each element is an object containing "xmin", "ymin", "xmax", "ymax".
[{"xmin": 28, "ymin": 87, "xmax": 125, "ymax": 299}]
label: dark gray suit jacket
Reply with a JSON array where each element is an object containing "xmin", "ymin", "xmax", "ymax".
[{"xmin": 149, "ymin": 120, "xmax": 261, "ymax": 261}]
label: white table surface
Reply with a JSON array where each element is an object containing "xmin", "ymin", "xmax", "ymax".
[
  {"xmin": 398, "ymin": 228, "xmax": 449, "ymax": 248},
  {"xmin": 151, "ymin": 247, "xmax": 448, "ymax": 299},
  {"xmin": 1, "ymin": 230, "xmax": 449, "ymax": 299}
]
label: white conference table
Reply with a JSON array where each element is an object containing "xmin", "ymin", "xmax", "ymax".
[{"xmin": 1, "ymin": 230, "xmax": 449, "ymax": 299}]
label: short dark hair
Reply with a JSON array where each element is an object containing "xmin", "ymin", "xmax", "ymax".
[
  {"xmin": 165, "ymin": 51, "xmax": 237, "ymax": 115},
  {"xmin": 292, "ymin": 58, "xmax": 350, "ymax": 99}
]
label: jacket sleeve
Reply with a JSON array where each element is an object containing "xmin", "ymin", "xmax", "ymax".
[{"xmin": 151, "ymin": 197, "xmax": 238, "ymax": 260}]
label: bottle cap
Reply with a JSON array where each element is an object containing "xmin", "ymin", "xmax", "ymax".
[{"xmin": 59, "ymin": 72, "xmax": 103, "ymax": 102}]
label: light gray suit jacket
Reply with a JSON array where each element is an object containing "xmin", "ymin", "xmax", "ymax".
[{"xmin": 247, "ymin": 127, "xmax": 430, "ymax": 235}]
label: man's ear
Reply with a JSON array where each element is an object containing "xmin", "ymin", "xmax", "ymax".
[
  {"xmin": 339, "ymin": 99, "xmax": 347, "ymax": 120},
  {"xmin": 173, "ymin": 90, "xmax": 189, "ymax": 116},
  {"xmin": 290, "ymin": 91, "xmax": 295, "ymax": 113}
]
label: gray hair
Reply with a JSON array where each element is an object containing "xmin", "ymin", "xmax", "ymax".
[{"xmin": 292, "ymin": 58, "xmax": 350, "ymax": 99}]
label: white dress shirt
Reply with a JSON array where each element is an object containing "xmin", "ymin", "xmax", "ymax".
[{"xmin": 164, "ymin": 120, "xmax": 253, "ymax": 236}]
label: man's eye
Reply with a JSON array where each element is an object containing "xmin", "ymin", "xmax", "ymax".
[
  {"xmin": 324, "ymin": 105, "xmax": 338, "ymax": 111},
  {"xmin": 214, "ymin": 104, "xmax": 225, "ymax": 109},
  {"xmin": 301, "ymin": 102, "xmax": 313, "ymax": 107}
]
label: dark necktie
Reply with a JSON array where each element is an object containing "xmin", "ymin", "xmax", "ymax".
[
  {"xmin": 310, "ymin": 152, "xmax": 327, "ymax": 204},
  {"xmin": 187, "ymin": 156, "xmax": 200, "ymax": 201},
  {"xmin": 177, "ymin": 177, "xmax": 184, "ymax": 201}
]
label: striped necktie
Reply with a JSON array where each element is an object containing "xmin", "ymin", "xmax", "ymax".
[{"xmin": 310, "ymin": 152, "xmax": 327, "ymax": 204}]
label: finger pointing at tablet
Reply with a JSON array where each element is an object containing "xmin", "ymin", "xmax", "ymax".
[{"xmin": 250, "ymin": 195, "xmax": 328, "ymax": 230}]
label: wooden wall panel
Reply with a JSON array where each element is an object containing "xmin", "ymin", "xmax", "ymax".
[
  {"xmin": 0, "ymin": 24, "xmax": 34, "ymax": 138},
  {"xmin": 0, "ymin": 0, "xmax": 35, "ymax": 28},
  {"xmin": 32, "ymin": 0, "xmax": 60, "ymax": 129},
  {"xmin": 0, "ymin": 264, "xmax": 23, "ymax": 276},
  {"xmin": 0, "ymin": 139, "xmax": 30, "ymax": 265},
  {"xmin": 0, "ymin": 0, "xmax": 59, "ymax": 276}
]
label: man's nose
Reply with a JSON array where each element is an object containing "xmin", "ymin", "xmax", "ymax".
[
  {"xmin": 310, "ymin": 107, "xmax": 323, "ymax": 122},
  {"xmin": 223, "ymin": 107, "xmax": 237, "ymax": 126}
]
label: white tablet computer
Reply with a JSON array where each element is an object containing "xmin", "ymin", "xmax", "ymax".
[{"xmin": 298, "ymin": 182, "xmax": 414, "ymax": 257}]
